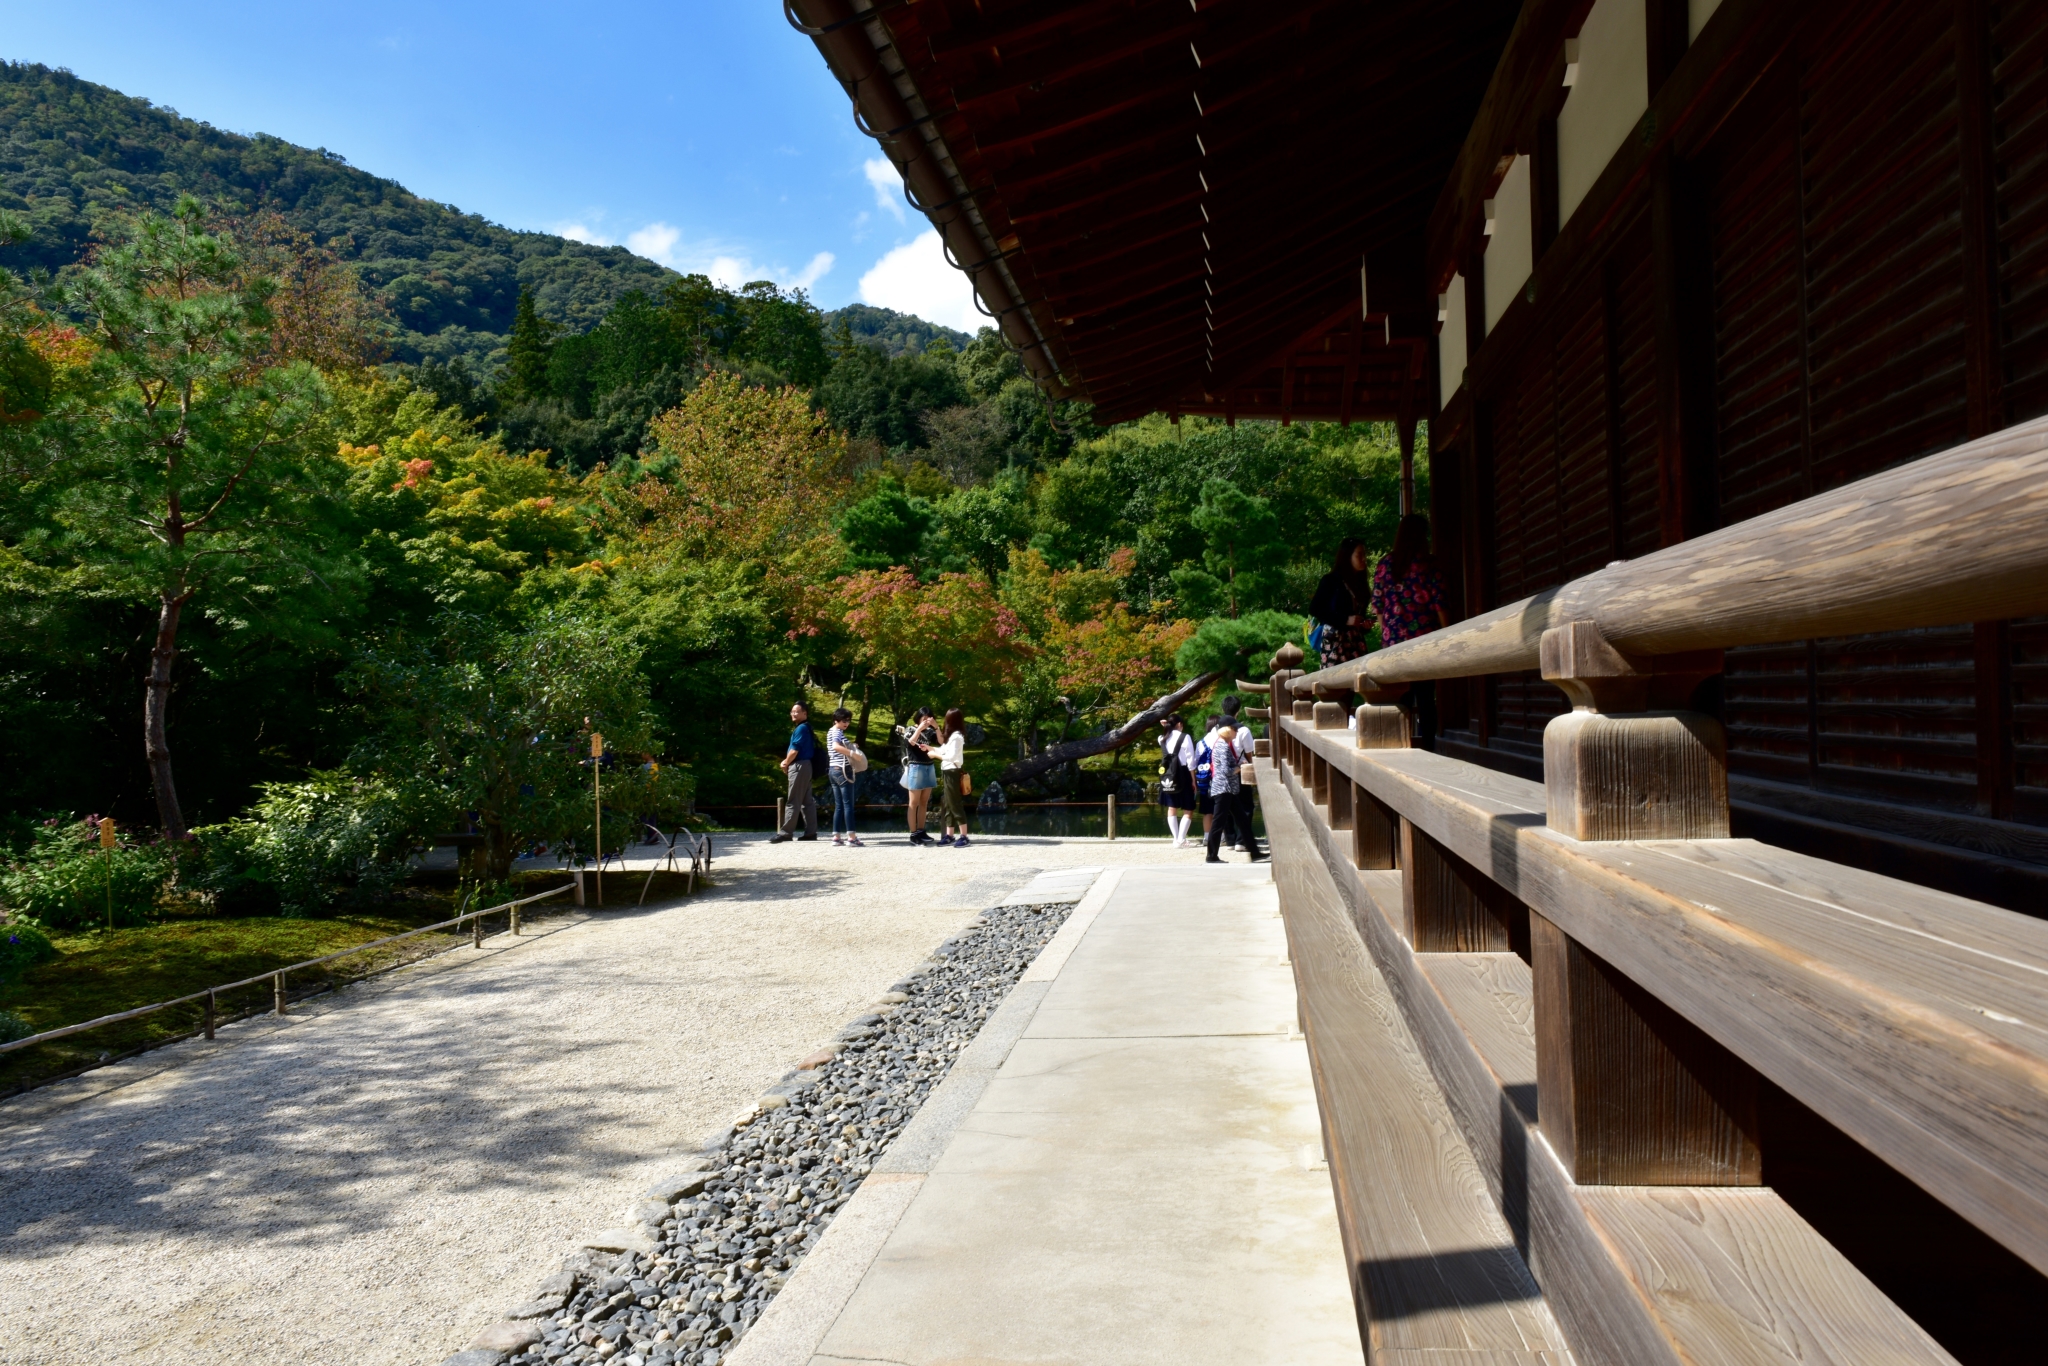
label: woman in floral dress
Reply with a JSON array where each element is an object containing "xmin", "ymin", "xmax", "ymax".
[{"xmin": 1371, "ymin": 515, "xmax": 1449, "ymax": 749}]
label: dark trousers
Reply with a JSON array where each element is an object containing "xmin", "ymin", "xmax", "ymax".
[
  {"xmin": 1207, "ymin": 787, "xmax": 1263, "ymax": 859},
  {"xmin": 782, "ymin": 761, "xmax": 817, "ymax": 836}
]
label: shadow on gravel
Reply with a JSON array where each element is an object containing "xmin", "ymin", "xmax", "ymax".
[{"xmin": 0, "ymin": 943, "xmax": 705, "ymax": 1251}]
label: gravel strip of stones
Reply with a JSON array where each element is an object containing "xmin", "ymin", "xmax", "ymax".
[{"xmin": 487, "ymin": 898, "xmax": 1079, "ymax": 1366}]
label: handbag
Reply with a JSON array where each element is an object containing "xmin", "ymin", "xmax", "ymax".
[
  {"xmin": 961, "ymin": 771, "xmax": 973, "ymax": 796},
  {"xmin": 849, "ymin": 745, "xmax": 869, "ymax": 773}
]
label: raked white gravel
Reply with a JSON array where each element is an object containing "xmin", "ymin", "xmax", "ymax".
[{"xmin": 0, "ymin": 832, "xmax": 1217, "ymax": 1366}]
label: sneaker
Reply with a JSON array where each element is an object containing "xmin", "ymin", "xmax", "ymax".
[
  {"xmin": 912, "ymin": 831, "xmax": 935, "ymax": 846},
  {"xmin": 936, "ymin": 834, "xmax": 955, "ymax": 846},
  {"xmin": 953, "ymin": 836, "xmax": 971, "ymax": 848},
  {"xmin": 833, "ymin": 836, "xmax": 845, "ymax": 846},
  {"xmin": 770, "ymin": 833, "xmax": 792, "ymax": 844},
  {"xmin": 1205, "ymin": 855, "xmax": 1224, "ymax": 864},
  {"xmin": 847, "ymin": 835, "xmax": 864, "ymax": 847},
  {"xmin": 797, "ymin": 834, "xmax": 817, "ymax": 842},
  {"xmin": 1249, "ymin": 851, "xmax": 1269, "ymax": 863}
]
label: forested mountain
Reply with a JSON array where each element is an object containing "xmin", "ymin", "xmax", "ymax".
[
  {"xmin": 0, "ymin": 61, "xmax": 954, "ymax": 367},
  {"xmin": 828, "ymin": 303, "xmax": 969, "ymax": 357}
]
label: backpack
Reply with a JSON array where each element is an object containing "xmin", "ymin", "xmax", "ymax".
[{"xmin": 1194, "ymin": 739, "xmax": 1214, "ymax": 790}]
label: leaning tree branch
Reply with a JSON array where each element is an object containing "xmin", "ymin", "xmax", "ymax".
[{"xmin": 996, "ymin": 671, "xmax": 1221, "ymax": 788}]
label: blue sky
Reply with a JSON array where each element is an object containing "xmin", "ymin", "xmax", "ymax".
[{"xmin": 4, "ymin": 0, "xmax": 984, "ymax": 328}]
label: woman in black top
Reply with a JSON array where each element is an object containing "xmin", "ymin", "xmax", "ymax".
[{"xmin": 1309, "ymin": 537, "xmax": 1377, "ymax": 668}]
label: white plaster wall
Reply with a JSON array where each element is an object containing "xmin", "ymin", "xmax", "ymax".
[
  {"xmin": 1688, "ymin": 0, "xmax": 1722, "ymax": 43},
  {"xmin": 1556, "ymin": 0, "xmax": 1649, "ymax": 224},
  {"xmin": 1484, "ymin": 155, "xmax": 1534, "ymax": 333},
  {"xmin": 1439, "ymin": 272, "xmax": 1468, "ymax": 410}
]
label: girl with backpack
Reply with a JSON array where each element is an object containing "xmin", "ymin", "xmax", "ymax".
[{"xmin": 1158, "ymin": 714, "xmax": 1197, "ymax": 847}]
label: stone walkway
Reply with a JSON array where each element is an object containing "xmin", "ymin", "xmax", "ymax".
[
  {"xmin": 0, "ymin": 835, "xmax": 1201, "ymax": 1366},
  {"xmin": 729, "ymin": 863, "xmax": 1361, "ymax": 1366}
]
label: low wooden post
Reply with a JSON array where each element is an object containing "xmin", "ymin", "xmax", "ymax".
[
  {"xmin": 573, "ymin": 870, "xmax": 585, "ymax": 907},
  {"xmin": 472, "ymin": 908, "xmax": 482, "ymax": 948},
  {"xmin": 511, "ymin": 903, "xmax": 522, "ymax": 936},
  {"xmin": 1106, "ymin": 793, "xmax": 1118, "ymax": 840},
  {"xmin": 1532, "ymin": 911, "xmax": 1760, "ymax": 1184},
  {"xmin": 204, "ymin": 989, "xmax": 215, "ymax": 1041},
  {"xmin": 273, "ymin": 971, "xmax": 286, "ymax": 1017},
  {"xmin": 1351, "ymin": 782, "xmax": 1397, "ymax": 869},
  {"xmin": 776, "ymin": 796, "xmax": 786, "ymax": 834},
  {"xmin": 1399, "ymin": 821, "xmax": 1520, "ymax": 953}
]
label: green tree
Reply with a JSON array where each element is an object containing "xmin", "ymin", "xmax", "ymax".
[
  {"xmin": 503, "ymin": 287, "xmax": 559, "ymax": 402},
  {"xmin": 838, "ymin": 474, "xmax": 938, "ymax": 573},
  {"xmin": 1167, "ymin": 478, "xmax": 1287, "ymax": 618},
  {"xmin": 44, "ymin": 198, "xmax": 339, "ymax": 838},
  {"xmin": 347, "ymin": 611, "xmax": 687, "ymax": 881}
]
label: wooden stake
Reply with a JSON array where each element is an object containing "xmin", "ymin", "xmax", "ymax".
[
  {"xmin": 273, "ymin": 971, "xmax": 286, "ymax": 1017},
  {"xmin": 1107, "ymin": 793, "xmax": 1117, "ymax": 840},
  {"xmin": 204, "ymin": 988, "xmax": 215, "ymax": 1040},
  {"xmin": 592, "ymin": 732, "xmax": 605, "ymax": 907}
]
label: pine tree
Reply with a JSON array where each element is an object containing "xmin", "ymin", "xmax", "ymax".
[{"xmin": 504, "ymin": 287, "xmax": 558, "ymax": 401}]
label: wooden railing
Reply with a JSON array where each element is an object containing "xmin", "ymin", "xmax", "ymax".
[{"xmin": 1260, "ymin": 416, "xmax": 2048, "ymax": 1364}]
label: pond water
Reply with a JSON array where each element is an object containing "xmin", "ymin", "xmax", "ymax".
[{"xmin": 694, "ymin": 801, "xmax": 1267, "ymax": 841}]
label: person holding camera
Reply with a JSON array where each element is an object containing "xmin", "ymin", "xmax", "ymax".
[{"xmin": 900, "ymin": 706, "xmax": 940, "ymax": 845}]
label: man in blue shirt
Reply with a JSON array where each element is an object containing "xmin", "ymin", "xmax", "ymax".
[{"xmin": 770, "ymin": 702, "xmax": 820, "ymax": 843}]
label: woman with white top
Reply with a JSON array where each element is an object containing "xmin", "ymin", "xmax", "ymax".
[
  {"xmin": 933, "ymin": 707, "xmax": 973, "ymax": 847},
  {"xmin": 827, "ymin": 707, "xmax": 864, "ymax": 847}
]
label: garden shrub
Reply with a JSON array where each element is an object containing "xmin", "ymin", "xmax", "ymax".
[
  {"xmin": 0, "ymin": 1011, "xmax": 30, "ymax": 1044},
  {"xmin": 0, "ymin": 819, "xmax": 170, "ymax": 929},
  {"xmin": 0, "ymin": 920, "xmax": 56, "ymax": 983},
  {"xmin": 226, "ymin": 771, "xmax": 422, "ymax": 918}
]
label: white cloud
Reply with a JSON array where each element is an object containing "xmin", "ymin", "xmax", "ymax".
[
  {"xmin": 557, "ymin": 223, "xmax": 612, "ymax": 246},
  {"xmin": 606, "ymin": 224, "xmax": 835, "ymax": 294},
  {"xmin": 789, "ymin": 252, "xmax": 835, "ymax": 290},
  {"xmin": 626, "ymin": 222, "xmax": 683, "ymax": 264},
  {"xmin": 859, "ymin": 230, "xmax": 982, "ymax": 332},
  {"xmin": 864, "ymin": 157, "xmax": 907, "ymax": 223}
]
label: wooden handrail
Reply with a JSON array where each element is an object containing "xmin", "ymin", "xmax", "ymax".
[
  {"xmin": 1291, "ymin": 412, "xmax": 2048, "ymax": 694},
  {"xmin": 1277, "ymin": 715, "xmax": 2048, "ymax": 1278}
]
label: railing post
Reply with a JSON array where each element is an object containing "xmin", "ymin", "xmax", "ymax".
[
  {"xmin": 1106, "ymin": 793, "xmax": 1117, "ymax": 840},
  {"xmin": 511, "ymin": 903, "xmax": 521, "ymax": 936},
  {"xmin": 204, "ymin": 989, "xmax": 215, "ymax": 1041},
  {"xmin": 1532, "ymin": 622, "xmax": 1757, "ymax": 1184},
  {"xmin": 1532, "ymin": 911, "xmax": 1760, "ymax": 1184},
  {"xmin": 1399, "ymin": 821, "xmax": 1520, "ymax": 952},
  {"xmin": 472, "ymin": 908, "xmax": 483, "ymax": 948},
  {"xmin": 573, "ymin": 870, "xmax": 586, "ymax": 907},
  {"xmin": 273, "ymin": 971, "xmax": 286, "ymax": 1017},
  {"xmin": 1349, "ymin": 681, "xmax": 1407, "ymax": 868}
]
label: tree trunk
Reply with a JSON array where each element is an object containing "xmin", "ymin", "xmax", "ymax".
[
  {"xmin": 855, "ymin": 679, "xmax": 873, "ymax": 750},
  {"xmin": 997, "ymin": 672, "xmax": 1220, "ymax": 788},
  {"xmin": 145, "ymin": 590, "xmax": 191, "ymax": 839}
]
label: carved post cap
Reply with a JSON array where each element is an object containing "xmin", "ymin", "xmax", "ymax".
[
  {"xmin": 1312, "ymin": 700, "xmax": 1347, "ymax": 730},
  {"xmin": 1270, "ymin": 640, "xmax": 1306, "ymax": 672},
  {"xmin": 1541, "ymin": 623, "xmax": 1724, "ymax": 712},
  {"xmin": 1292, "ymin": 698, "xmax": 1315, "ymax": 721}
]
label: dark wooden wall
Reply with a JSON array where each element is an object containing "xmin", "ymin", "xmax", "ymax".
[{"xmin": 1429, "ymin": 0, "xmax": 2048, "ymax": 911}]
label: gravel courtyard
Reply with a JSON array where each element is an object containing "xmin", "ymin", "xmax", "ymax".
[{"xmin": 0, "ymin": 834, "xmax": 1205, "ymax": 1366}]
